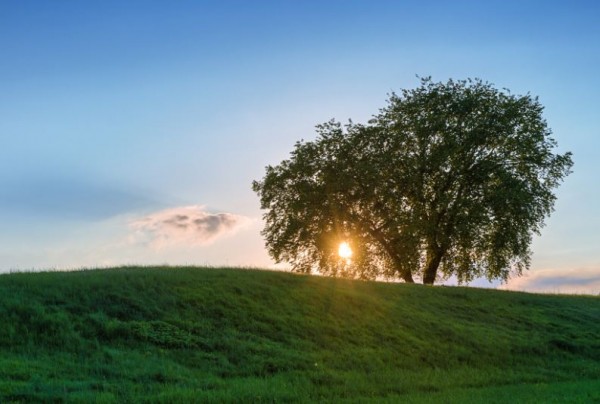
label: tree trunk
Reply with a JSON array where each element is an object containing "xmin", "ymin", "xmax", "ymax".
[
  {"xmin": 423, "ymin": 249, "xmax": 443, "ymax": 285},
  {"xmin": 403, "ymin": 271, "xmax": 415, "ymax": 284},
  {"xmin": 367, "ymin": 227, "xmax": 415, "ymax": 283},
  {"xmin": 390, "ymin": 255, "xmax": 414, "ymax": 283}
]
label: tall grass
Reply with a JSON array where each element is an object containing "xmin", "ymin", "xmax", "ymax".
[{"xmin": 0, "ymin": 266, "xmax": 598, "ymax": 402}]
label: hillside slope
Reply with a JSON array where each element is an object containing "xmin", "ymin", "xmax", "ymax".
[{"xmin": 0, "ymin": 267, "xmax": 598, "ymax": 402}]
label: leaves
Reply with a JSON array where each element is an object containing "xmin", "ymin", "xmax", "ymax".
[{"xmin": 253, "ymin": 78, "xmax": 573, "ymax": 284}]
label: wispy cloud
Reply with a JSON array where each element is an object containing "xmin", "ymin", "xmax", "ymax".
[
  {"xmin": 500, "ymin": 267, "xmax": 600, "ymax": 295},
  {"xmin": 129, "ymin": 205, "xmax": 252, "ymax": 248}
]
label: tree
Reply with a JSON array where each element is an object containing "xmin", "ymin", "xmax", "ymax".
[{"xmin": 252, "ymin": 78, "xmax": 573, "ymax": 285}]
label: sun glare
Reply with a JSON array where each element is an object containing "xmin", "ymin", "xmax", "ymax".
[{"xmin": 338, "ymin": 242, "xmax": 353, "ymax": 259}]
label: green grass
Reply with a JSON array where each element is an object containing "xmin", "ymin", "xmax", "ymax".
[{"xmin": 0, "ymin": 266, "xmax": 598, "ymax": 402}]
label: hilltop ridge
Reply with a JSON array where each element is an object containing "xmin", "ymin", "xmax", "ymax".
[{"xmin": 0, "ymin": 267, "xmax": 598, "ymax": 402}]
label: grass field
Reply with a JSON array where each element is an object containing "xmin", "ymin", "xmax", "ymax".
[{"xmin": 0, "ymin": 266, "xmax": 598, "ymax": 402}]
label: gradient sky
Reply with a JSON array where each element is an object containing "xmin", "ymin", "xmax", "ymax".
[{"xmin": 1, "ymin": 0, "xmax": 599, "ymax": 294}]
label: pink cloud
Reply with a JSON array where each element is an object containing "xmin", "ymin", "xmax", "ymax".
[
  {"xmin": 500, "ymin": 267, "xmax": 600, "ymax": 295},
  {"xmin": 130, "ymin": 205, "xmax": 252, "ymax": 248}
]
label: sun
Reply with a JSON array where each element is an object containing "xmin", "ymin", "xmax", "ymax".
[{"xmin": 338, "ymin": 242, "xmax": 353, "ymax": 259}]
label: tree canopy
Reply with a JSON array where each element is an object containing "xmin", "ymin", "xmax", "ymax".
[{"xmin": 252, "ymin": 78, "xmax": 573, "ymax": 285}]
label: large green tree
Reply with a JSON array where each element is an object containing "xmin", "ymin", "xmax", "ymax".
[{"xmin": 252, "ymin": 78, "xmax": 573, "ymax": 285}]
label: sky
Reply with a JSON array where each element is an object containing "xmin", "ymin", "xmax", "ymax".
[{"xmin": 1, "ymin": 0, "xmax": 599, "ymax": 294}]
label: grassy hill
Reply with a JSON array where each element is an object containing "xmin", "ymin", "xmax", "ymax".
[{"xmin": 0, "ymin": 266, "xmax": 598, "ymax": 403}]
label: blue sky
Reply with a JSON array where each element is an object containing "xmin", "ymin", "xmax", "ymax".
[{"xmin": 1, "ymin": 1, "xmax": 599, "ymax": 293}]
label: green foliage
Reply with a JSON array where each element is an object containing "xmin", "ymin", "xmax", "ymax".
[
  {"xmin": 253, "ymin": 77, "xmax": 573, "ymax": 284},
  {"xmin": 0, "ymin": 267, "xmax": 598, "ymax": 402}
]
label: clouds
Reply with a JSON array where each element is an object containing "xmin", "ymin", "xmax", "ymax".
[
  {"xmin": 130, "ymin": 205, "xmax": 252, "ymax": 248},
  {"xmin": 501, "ymin": 267, "xmax": 600, "ymax": 295}
]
